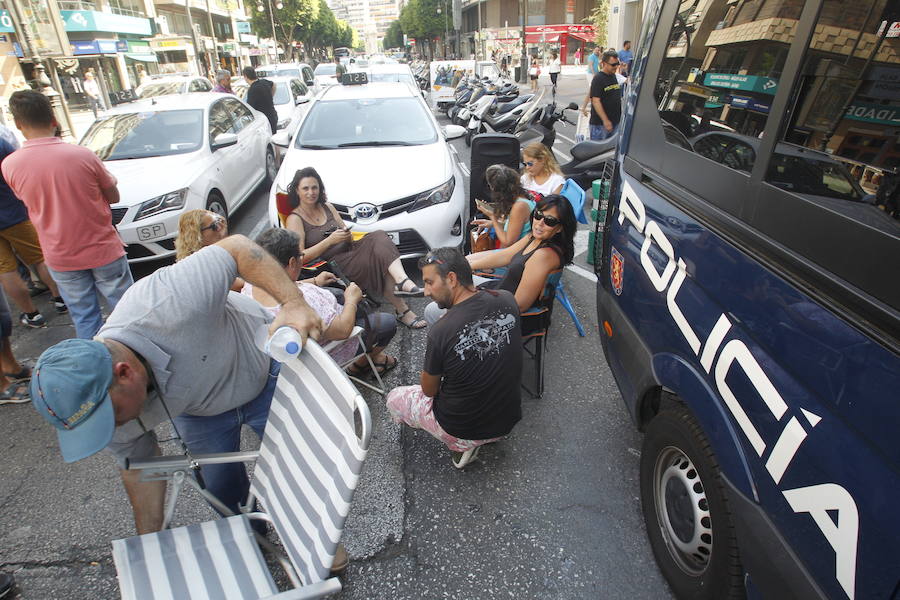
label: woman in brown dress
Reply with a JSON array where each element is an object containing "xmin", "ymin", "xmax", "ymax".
[{"xmin": 284, "ymin": 167, "xmax": 427, "ymax": 329}]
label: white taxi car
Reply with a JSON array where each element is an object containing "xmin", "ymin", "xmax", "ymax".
[
  {"xmin": 232, "ymin": 75, "xmax": 312, "ymax": 131},
  {"xmin": 136, "ymin": 74, "xmax": 213, "ymax": 98},
  {"xmin": 269, "ymin": 77, "xmax": 466, "ymax": 258},
  {"xmin": 80, "ymin": 93, "xmax": 277, "ymax": 263}
]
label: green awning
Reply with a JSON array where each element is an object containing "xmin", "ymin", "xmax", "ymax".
[{"xmin": 125, "ymin": 52, "xmax": 157, "ymax": 62}]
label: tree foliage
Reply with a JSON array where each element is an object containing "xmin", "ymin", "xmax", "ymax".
[
  {"xmin": 585, "ymin": 0, "xmax": 609, "ymax": 47},
  {"xmin": 397, "ymin": 0, "xmax": 448, "ymax": 57},
  {"xmin": 249, "ymin": 0, "xmax": 318, "ymax": 50},
  {"xmin": 383, "ymin": 19, "xmax": 403, "ymax": 50},
  {"xmin": 251, "ymin": 0, "xmax": 353, "ymax": 57}
]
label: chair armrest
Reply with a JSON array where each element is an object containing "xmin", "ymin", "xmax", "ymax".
[
  {"xmin": 259, "ymin": 578, "xmax": 342, "ymax": 599},
  {"xmin": 125, "ymin": 450, "xmax": 260, "ymax": 471},
  {"xmin": 322, "ymin": 326, "xmax": 364, "ymax": 353}
]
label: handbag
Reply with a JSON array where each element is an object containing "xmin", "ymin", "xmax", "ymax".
[{"xmin": 471, "ymin": 227, "xmax": 494, "ymax": 252}]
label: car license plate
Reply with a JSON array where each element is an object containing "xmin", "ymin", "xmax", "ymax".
[
  {"xmin": 388, "ymin": 231, "xmax": 400, "ymax": 245},
  {"xmin": 137, "ymin": 223, "xmax": 166, "ymax": 241}
]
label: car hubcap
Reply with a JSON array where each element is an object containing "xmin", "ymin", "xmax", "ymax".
[
  {"xmin": 653, "ymin": 446, "xmax": 712, "ymax": 576},
  {"xmin": 208, "ymin": 198, "xmax": 226, "ymax": 217},
  {"xmin": 266, "ymin": 150, "xmax": 276, "ymax": 180}
]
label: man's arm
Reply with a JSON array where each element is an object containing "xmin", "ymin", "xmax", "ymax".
[
  {"xmin": 120, "ymin": 441, "xmax": 167, "ymax": 534},
  {"xmin": 102, "ymin": 183, "xmax": 119, "ymax": 205},
  {"xmin": 420, "ymin": 371, "xmax": 441, "ymax": 398},
  {"xmin": 216, "ymin": 235, "xmax": 323, "ymax": 344},
  {"xmin": 592, "ymin": 97, "xmax": 612, "ymax": 130}
]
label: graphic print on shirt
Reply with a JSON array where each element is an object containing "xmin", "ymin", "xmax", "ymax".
[{"xmin": 452, "ymin": 310, "xmax": 517, "ymax": 360}]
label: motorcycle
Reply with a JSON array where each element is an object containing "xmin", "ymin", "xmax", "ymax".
[
  {"xmin": 560, "ymin": 134, "xmax": 620, "ymax": 190},
  {"xmin": 467, "ymin": 90, "xmax": 543, "ymax": 140},
  {"xmin": 515, "ymin": 101, "xmax": 580, "ymax": 149}
]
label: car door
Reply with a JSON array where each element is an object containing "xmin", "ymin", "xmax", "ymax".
[
  {"xmin": 222, "ymin": 97, "xmax": 266, "ymax": 202},
  {"xmin": 288, "ymin": 78, "xmax": 308, "ymax": 132},
  {"xmin": 207, "ymin": 98, "xmax": 244, "ymax": 209}
]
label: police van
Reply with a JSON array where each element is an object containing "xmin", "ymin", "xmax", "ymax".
[{"xmin": 596, "ymin": 0, "xmax": 899, "ymax": 599}]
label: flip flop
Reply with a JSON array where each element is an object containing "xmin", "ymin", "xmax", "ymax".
[
  {"xmin": 394, "ymin": 277, "xmax": 424, "ymax": 297},
  {"xmin": 0, "ymin": 381, "xmax": 30, "ymax": 405},
  {"xmin": 396, "ymin": 309, "xmax": 427, "ymax": 329},
  {"xmin": 370, "ymin": 354, "xmax": 398, "ymax": 376},
  {"xmin": 4, "ymin": 367, "xmax": 31, "ymax": 382}
]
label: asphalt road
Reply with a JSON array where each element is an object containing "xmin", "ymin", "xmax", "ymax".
[{"xmin": 0, "ymin": 70, "xmax": 673, "ymax": 599}]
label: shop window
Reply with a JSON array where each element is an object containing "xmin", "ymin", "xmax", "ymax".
[{"xmin": 652, "ymin": 0, "xmax": 786, "ymax": 172}]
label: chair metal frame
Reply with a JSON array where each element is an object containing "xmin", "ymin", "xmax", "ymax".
[
  {"xmin": 114, "ymin": 340, "xmax": 372, "ymax": 600},
  {"xmin": 557, "ymin": 178, "xmax": 588, "ymax": 337}
]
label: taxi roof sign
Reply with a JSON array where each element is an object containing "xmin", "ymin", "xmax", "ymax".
[{"xmin": 341, "ymin": 72, "xmax": 368, "ymax": 85}]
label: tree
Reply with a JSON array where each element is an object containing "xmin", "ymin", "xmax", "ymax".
[
  {"xmin": 383, "ymin": 19, "xmax": 403, "ymax": 50},
  {"xmin": 249, "ymin": 0, "xmax": 319, "ymax": 56},
  {"xmin": 398, "ymin": 0, "xmax": 445, "ymax": 58},
  {"xmin": 585, "ymin": 0, "xmax": 610, "ymax": 48}
]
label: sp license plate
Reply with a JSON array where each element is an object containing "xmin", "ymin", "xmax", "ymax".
[
  {"xmin": 387, "ymin": 231, "xmax": 400, "ymax": 245},
  {"xmin": 136, "ymin": 223, "xmax": 166, "ymax": 241}
]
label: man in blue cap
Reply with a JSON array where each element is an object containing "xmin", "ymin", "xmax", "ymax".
[{"xmin": 31, "ymin": 234, "xmax": 323, "ymax": 535}]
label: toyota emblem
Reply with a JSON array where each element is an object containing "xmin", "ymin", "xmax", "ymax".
[{"xmin": 353, "ymin": 203, "xmax": 378, "ymax": 222}]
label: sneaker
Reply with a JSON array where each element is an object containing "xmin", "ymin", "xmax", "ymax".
[
  {"xmin": 451, "ymin": 445, "xmax": 481, "ymax": 469},
  {"xmin": 52, "ymin": 296, "xmax": 68, "ymax": 313},
  {"xmin": 19, "ymin": 312, "xmax": 46, "ymax": 328},
  {"xmin": 27, "ymin": 281, "xmax": 49, "ymax": 297},
  {"xmin": 0, "ymin": 572, "xmax": 13, "ymax": 598}
]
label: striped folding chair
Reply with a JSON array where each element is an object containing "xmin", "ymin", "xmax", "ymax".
[
  {"xmin": 111, "ymin": 339, "xmax": 372, "ymax": 600},
  {"xmin": 323, "ymin": 325, "xmax": 386, "ymax": 396}
]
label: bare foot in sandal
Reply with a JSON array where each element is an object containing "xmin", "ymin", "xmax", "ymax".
[
  {"xmin": 397, "ymin": 309, "xmax": 427, "ymax": 329},
  {"xmin": 0, "ymin": 381, "xmax": 30, "ymax": 405}
]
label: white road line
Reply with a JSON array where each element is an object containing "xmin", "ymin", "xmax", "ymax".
[
  {"xmin": 567, "ymin": 264, "xmax": 598, "ymax": 283},
  {"xmin": 458, "ymin": 161, "xmax": 470, "ymax": 177},
  {"xmin": 557, "ymin": 132, "xmax": 577, "ymax": 146},
  {"xmin": 574, "ymin": 229, "xmax": 589, "ymax": 257},
  {"xmin": 553, "ymin": 147, "xmax": 572, "ymax": 163},
  {"xmin": 248, "ymin": 215, "xmax": 270, "ymax": 240}
]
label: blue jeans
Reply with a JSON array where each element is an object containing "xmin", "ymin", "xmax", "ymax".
[
  {"xmin": 47, "ymin": 255, "xmax": 133, "ymax": 339},
  {"xmin": 590, "ymin": 123, "xmax": 618, "ymax": 141},
  {"xmin": 173, "ymin": 360, "xmax": 280, "ymax": 517}
]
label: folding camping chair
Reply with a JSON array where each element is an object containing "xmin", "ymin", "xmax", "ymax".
[
  {"xmin": 111, "ymin": 339, "xmax": 372, "ymax": 599},
  {"xmin": 521, "ymin": 269, "xmax": 563, "ymax": 398},
  {"xmin": 324, "ymin": 325, "xmax": 386, "ymax": 396}
]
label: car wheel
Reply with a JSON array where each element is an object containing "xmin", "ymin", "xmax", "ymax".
[
  {"xmin": 640, "ymin": 404, "xmax": 744, "ymax": 600},
  {"xmin": 264, "ymin": 147, "xmax": 277, "ymax": 185},
  {"xmin": 206, "ymin": 192, "xmax": 228, "ymax": 220}
]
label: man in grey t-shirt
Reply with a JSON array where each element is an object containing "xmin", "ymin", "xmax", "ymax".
[{"xmin": 30, "ymin": 235, "xmax": 322, "ymax": 535}]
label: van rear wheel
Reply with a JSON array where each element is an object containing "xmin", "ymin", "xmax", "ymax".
[{"xmin": 640, "ymin": 405, "xmax": 744, "ymax": 600}]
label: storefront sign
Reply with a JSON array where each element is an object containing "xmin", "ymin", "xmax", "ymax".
[
  {"xmin": 61, "ymin": 10, "xmax": 152, "ymax": 35},
  {"xmin": 861, "ymin": 65, "xmax": 900, "ymax": 100},
  {"xmin": 845, "ymin": 102, "xmax": 900, "ymax": 126},
  {"xmin": 705, "ymin": 72, "xmax": 779, "ymax": 95},
  {"xmin": 153, "ymin": 39, "xmax": 184, "ymax": 49},
  {"xmin": 248, "ymin": 48, "xmax": 263, "ymax": 55},
  {"xmin": 0, "ymin": 10, "xmax": 14, "ymax": 33},
  {"xmin": 728, "ymin": 94, "xmax": 770, "ymax": 113},
  {"xmin": 236, "ymin": 21, "xmax": 251, "ymax": 33},
  {"xmin": 70, "ymin": 39, "xmax": 120, "ymax": 55},
  {"xmin": 127, "ymin": 40, "xmax": 151, "ymax": 52}
]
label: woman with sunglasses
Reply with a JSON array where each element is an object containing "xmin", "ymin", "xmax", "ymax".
[
  {"xmin": 471, "ymin": 164, "xmax": 536, "ymax": 248},
  {"xmin": 175, "ymin": 209, "xmax": 229, "ymax": 261},
  {"xmin": 284, "ymin": 167, "xmax": 427, "ymax": 329},
  {"xmin": 520, "ymin": 142, "xmax": 565, "ymax": 197},
  {"xmin": 468, "ymin": 195, "xmax": 576, "ymax": 312}
]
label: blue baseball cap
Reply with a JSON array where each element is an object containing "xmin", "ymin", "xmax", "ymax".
[{"xmin": 31, "ymin": 339, "xmax": 116, "ymax": 463}]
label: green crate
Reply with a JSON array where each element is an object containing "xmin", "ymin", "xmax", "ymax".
[
  {"xmin": 587, "ymin": 207, "xmax": 607, "ymax": 265},
  {"xmin": 592, "ymin": 179, "xmax": 610, "ymax": 201}
]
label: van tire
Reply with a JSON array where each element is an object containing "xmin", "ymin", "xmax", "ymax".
[{"xmin": 640, "ymin": 405, "xmax": 744, "ymax": 600}]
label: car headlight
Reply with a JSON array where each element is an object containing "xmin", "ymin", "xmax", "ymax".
[
  {"xmin": 409, "ymin": 177, "xmax": 455, "ymax": 212},
  {"xmin": 277, "ymin": 116, "xmax": 291, "ymax": 129},
  {"xmin": 134, "ymin": 188, "xmax": 188, "ymax": 221}
]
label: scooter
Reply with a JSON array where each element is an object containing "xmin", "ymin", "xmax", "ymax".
[
  {"xmin": 560, "ymin": 133, "xmax": 620, "ymax": 190},
  {"xmin": 515, "ymin": 101, "xmax": 580, "ymax": 149},
  {"xmin": 469, "ymin": 90, "xmax": 543, "ymax": 138}
]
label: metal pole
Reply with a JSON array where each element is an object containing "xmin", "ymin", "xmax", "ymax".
[
  {"xmin": 519, "ymin": 0, "xmax": 528, "ymax": 83},
  {"xmin": 205, "ymin": 0, "xmax": 220, "ymax": 69},
  {"xmin": 47, "ymin": 61, "xmax": 74, "ymax": 139},
  {"xmin": 184, "ymin": 0, "xmax": 206, "ymax": 75},
  {"xmin": 266, "ymin": 0, "xmax": 278, "ymax": 61}
]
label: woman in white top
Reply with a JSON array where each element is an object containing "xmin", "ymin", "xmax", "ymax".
[
  {"xmin": 520, "ymin": 142, "xmax": 565, "ymax": 197},
  {"xmin": 547, "ymin": 51, "xmax": 562, "ymax": 92}
]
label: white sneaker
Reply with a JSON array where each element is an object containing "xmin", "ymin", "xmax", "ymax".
[{"xmin": 451, "ymin": 445, "xmax": 481, "ymax": 469}]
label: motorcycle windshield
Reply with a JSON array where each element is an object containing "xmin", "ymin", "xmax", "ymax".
[{"xmin": 514, "ymin": 90, "xmax": 545, "ymax": 134}]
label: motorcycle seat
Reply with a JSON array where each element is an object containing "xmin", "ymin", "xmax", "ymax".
[
  {"xmin": 484, "ymin": 112, "xmax": 507, "ymax": 128},
  {"xmin": 570, "ymin": 137, "xmax": 618, "ymax": 160}
]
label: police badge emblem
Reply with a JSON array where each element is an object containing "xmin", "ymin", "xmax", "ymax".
[{"xmin": 610, "ymin": 246, "xmax": 624, "ymax": 296}]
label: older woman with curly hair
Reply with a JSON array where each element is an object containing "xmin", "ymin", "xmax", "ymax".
[
  {"xmin": 472, "ymin": 164, "xmax": 536, "ymax": 248},
  {"xmin": 175, "ymin": 209, "xmax": 229, "ymax": 261}
]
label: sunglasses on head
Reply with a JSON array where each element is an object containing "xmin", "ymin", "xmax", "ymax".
[
  {"xmin": 421, "ymin": 252, "xmax": 445, "ymax": 266},
  {"xmin": 532, "ymin": 210, "xmax": 561, "ymax": 227},
  {"xmin": 201, "ymin": 216, "xmax": 225, "ymax": 233}
]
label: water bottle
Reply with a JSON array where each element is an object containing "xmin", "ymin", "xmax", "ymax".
[{"xmin": 264, "ymin": 326, "xmax": 303, "ymax": 362}]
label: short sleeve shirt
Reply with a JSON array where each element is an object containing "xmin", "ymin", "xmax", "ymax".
[
  {"xmin": 101, "ymin": 246, "xmax": 272, "ymax": 464},
  {"xmin": 589, "ymin": 71, "xmax": 622, "ymax": 127},
  {"xmin": 618, "ymin": 49, "xmax": 633, "ymax": 66},
  {"xmin": 587, "ymin": 53, "xmax": 600, "ymax": 75},
  {"xmin": 0, "ymin": 139, "xmax": 29, "ymax": 230},
  {"xmin": 424, "ymin": 290, "xmax": 522, "ymax": 440},
  {"xmin": 1, "ymin": 137, "xmax": 123, "ymax": 271}
]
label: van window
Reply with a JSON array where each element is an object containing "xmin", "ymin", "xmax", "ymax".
[{"xmin": 653, "ymin": 0, "xmax": 786, "ymax": 168}]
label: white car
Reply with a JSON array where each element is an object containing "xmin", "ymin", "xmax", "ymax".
[
  {"xmin": 137, "ymin": 74, "xmax": 213, "ymax": 98},
  {"xmin": 313, "ymin": 63, "xmax": 343, "ymax": 91},
  {"xmin": 255, "ymin": 63, "xmax": 315, "ymax": 89},
  {"xmin": 354, "ymin": 63, "xmax": 422, "ymax": 97},
  {"xmin": 232, "ymin": 75, "xmax": 312, "ymax": 131},
  {"xmin": 269, "ymin": 80, "xmax": 467, "ymax": 259},
  {"xmin": 80, "ymin": 93, "xmax": 277, "ymax": 263}
]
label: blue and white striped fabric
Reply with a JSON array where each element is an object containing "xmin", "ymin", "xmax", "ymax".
[
  {"xmin": 251, "ymin": 339, "xmax": 369, "ymax": 585},
  {"xmin": 111, "ymin": 515, "xmax": 277, "ymax": 600}
]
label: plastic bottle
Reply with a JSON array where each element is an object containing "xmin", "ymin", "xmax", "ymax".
[{"xmin": 265, "ymin": 326, "xmax": 303, "ymax": 362}]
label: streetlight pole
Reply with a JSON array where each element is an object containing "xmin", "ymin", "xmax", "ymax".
[
  {"xmin": 519, "ymin": 0, "xmax": 528, "ymax": 83},
  {"xmin": 257, "ymin": 0, "xmax": 282, "ymax": 63}
]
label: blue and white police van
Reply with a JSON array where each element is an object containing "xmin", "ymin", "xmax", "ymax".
[{"xmin": 596, "ymin": 0, "xmax": 899, "ymax": 598}]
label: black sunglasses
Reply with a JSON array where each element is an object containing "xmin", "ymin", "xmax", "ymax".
[
  {"xmin": 532, "ymin": 210, "xmax": 561, "ymax": 227},
  {"xmin": 201, "ymin": 216, "xmax": 225, "ymax": 233},
  {"xmin": 419, "ymin": 252, "xmax": 445, "ymax": 267},
  {"xmin": 606, "ymin": 61, "xmax": 620, "ymax": 67}
]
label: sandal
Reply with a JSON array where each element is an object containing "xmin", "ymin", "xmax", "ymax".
[
  {"xmin": 396, "ymin": 309, "xmax": 427, "ymax": 329},
  {"xmin": 330, "ymin": 543, "xmax": 349, "ymax": 575},
  {"xmin": 370, "ymin": 354, "xmax": 398, "ymax": 376},
  {"xmin": 394, "ymin": 277, "xmax": 424, "ymax": 297},
  {"xmin": 0, "ymin": 381, "xmax": 30, "ymax": 405},
  {"xmin": 4, "ymin": 366, "xmax": 31, "ymax": 382}
]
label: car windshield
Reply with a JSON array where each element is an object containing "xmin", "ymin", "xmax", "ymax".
[
  {"xmin": 273, "ymin": 82, "xmax": 291, "ymax": 105},
  {"xmin": 369, "ymin": 72, "xmax": 415, "ymax": 85},
  {"xmin": 315, "ymin": 64, "xmax": 336, "ymax": 75},
  {"xmin": 295, "ymin": 97, "xmax": 437, "ymax": 148},
  {"xmin": 277, "ymin": 68, "xmax": 300, "ymax": 78},
  {"xmin": 81, "ymin": 109, "xmax": 204, "ymax": 160},
  {"xmin": 139, "ymin": 82, "xmax": 184, "ymax": 98},
  {"xmin": 256, "ymin": 68, "xmax": 275, "ymax": 77}
]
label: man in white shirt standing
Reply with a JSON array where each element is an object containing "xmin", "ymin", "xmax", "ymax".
[{"xmin": 83, "ymin": 71, "xmax": 104, "ymax": 119}]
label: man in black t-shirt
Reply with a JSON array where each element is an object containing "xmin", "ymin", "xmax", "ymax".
[
  {"xmin": 242, "ymin": 66, "xmax": 278, "ymax": 134},
  {"xmin": 587, "ymin": 50, "xmax": 622, "ymax": 141},
  {"xmin": 386, "ymin": 247, "xmax": 522, "ymax": 469}
]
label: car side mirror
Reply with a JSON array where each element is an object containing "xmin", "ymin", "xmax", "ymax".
[
  {"xmin": 295, "ymin": 96, "xmax": 310, "ymax": 106},
  {"xmin": 211, "ymin": 132, "xmax": 238, "ymax": 150},
  {"xmin": 305, "ymin": 78, "xmax": 314, "ymax": 86},
  {"xmin": 271, "ymin": 130, "xmax": 291, "ymax": 148},
  {"xmin": 443, "ymin": 124, "xmax": 465, "ymax": 140}
]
